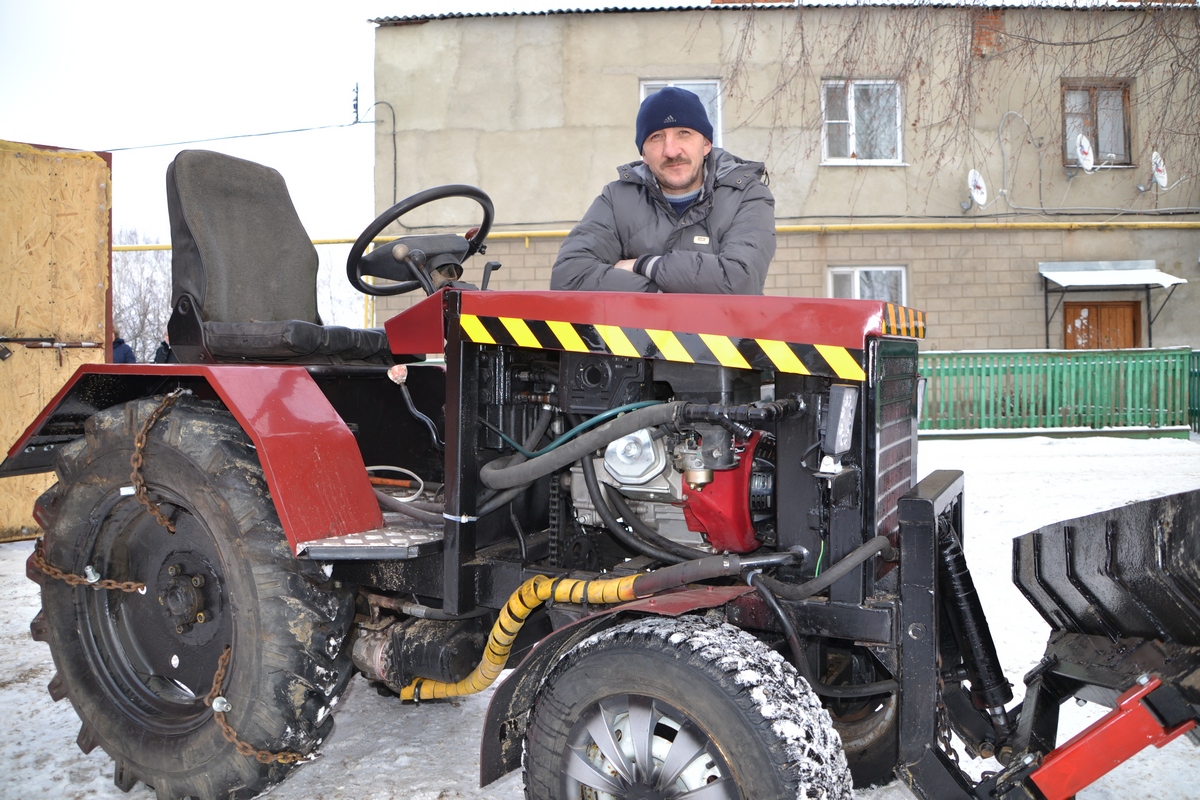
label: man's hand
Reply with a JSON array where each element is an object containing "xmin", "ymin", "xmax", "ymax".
[{"xmin": 614, "ymin": 259, "xmax": 636, "ymax": 272}]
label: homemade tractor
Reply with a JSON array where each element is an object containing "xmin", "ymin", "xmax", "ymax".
[{"xmin": 4, "ymin": 150, "xmax": 1199, "ymax": 800}]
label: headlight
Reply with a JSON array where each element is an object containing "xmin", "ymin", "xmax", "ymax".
[{"xmin": 822, "ymin": 385, "xmax": 859, "ymax": 456}]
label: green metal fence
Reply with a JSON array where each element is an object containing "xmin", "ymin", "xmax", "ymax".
[
  {"xmin": 1191, "ymin": 351, "xmax": 1200, "ymax": 433},
  {"xmin": 919, "ymin": 348, "xmax": 1191, "ymax": 432}
]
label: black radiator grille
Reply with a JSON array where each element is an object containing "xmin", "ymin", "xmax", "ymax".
[{"xmin": 874, "ymin": 341, "xmax": 920, "ymax": 539}]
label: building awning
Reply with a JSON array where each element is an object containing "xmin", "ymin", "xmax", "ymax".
[
  {"xmin": 1038, "ymin": 260, "xmax": 1186, "ymax": 290},
  {"xmin": 1037, "ymin": 260, "xmax": 1186, "ymax": 348}
]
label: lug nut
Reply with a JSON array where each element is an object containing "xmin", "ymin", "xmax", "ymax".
[
  {"xmin": 191, "ymin": 575, "xmax": 205, "ymax": 588},
  {"xmin": 195, "ymin": 612, "xmax": 206, "ymax": 624},
  {"xmin": 167, "ymin": 564, "xmax": 180, "ymax": 577}
]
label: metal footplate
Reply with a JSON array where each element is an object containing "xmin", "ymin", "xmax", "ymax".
[{"xmin": 299, "ymin": 524, "xmax": 444, "ymax": 560}]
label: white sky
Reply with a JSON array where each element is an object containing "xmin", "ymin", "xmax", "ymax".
[{"xmin": 0, "ymin": 0, "xmax": 697, "ymax": 243}]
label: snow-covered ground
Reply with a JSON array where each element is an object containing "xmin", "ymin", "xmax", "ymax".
[{"xmin": 3, "ymin": 435, "xmax": 1200, "ymax": 799}]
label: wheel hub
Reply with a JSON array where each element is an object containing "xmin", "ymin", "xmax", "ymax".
[
  {"xmin": 161, "ymin": 566, "xmax": 206, "ymax": 631},
  {"xmin": 155, "ymin": 557, "xmax": 217, "ymax": 636}
]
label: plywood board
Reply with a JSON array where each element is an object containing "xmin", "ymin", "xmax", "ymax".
[{"xmin": 1, "ymin": 141, "xmax": 109, "ymax": 540}]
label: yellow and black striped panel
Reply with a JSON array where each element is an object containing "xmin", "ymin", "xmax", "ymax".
[
  {"xmin": 458, "ymin": 314, "xmax": 867, "ymax": 381},
  {"xmin": 883, "ymin": 303, "xmax": 927, "ymax": 339}
]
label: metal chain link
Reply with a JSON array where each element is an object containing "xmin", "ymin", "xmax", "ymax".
[
  {"xmin": 30, "ymin": 538, "xmax": 146, "ymax": 593},
  {"xmin": 130, "ymin": 388, "xmax": 191, "ymax": 534},
  {"xmin": 205, "ymin": 646, "xmax": 304, "ymax": 765},
  {"xmin": 935, "ymin": 654, "xmax": 964, "ymax": 768}
]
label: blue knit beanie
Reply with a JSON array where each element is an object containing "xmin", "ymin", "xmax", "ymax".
[{"xmin": 635, "ymin": 87, "xmax": 713, "ymax": 152}]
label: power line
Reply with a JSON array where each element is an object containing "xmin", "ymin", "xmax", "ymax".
[{"xmin": 100, "ymin": 120, "xmax": 369, "ymax": 152}]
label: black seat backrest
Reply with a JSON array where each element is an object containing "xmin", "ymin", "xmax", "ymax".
[{"xmin": 166, "ymin": 149, "xmax": 320, "ymax": 325}]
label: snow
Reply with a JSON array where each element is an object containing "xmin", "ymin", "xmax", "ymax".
[{"xmin": 3, "ymin": 434, "xmax": 1200, "ymax": 799}]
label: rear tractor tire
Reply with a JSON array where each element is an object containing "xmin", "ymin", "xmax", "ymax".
[
  {"xmin": 523, "ymin": 614, "xmax": 853, "ymax": 800},
  {"xmin": 30, "ymin": 396, "xmax": 355, "ymax": 799}
]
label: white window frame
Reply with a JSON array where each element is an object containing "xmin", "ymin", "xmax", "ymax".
[
  {"xmin": 820, "ymin": 79, "xmax": 904, "ymax": 166},
  {"xmin": 828, "ymin": 266, "xmax": 907, "ymax": 305},
  {"xmin": 640, "ymin": 79, "xmax": 723, "ymax": 148}
]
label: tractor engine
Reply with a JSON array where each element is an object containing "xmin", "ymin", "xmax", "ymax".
[{"xmin": 568, "ymin": 426, "xmax": 775, "ymax": 554}]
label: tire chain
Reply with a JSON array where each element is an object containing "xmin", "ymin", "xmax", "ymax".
[
  {"xmin": 29, "ymin": 390, "xmax": 192, "ymax": 593},
  {"xmin": 130, "ymin": 387, "xmax": 191, "ymax": 534},
  {"xmin": 205, "ymin": 646, "xmax": 304, "ymax": 765},
  {"xmin": 30, "ymin": 538, "xmax": 146, "ymax": 593},
  {"xmin": 37, "ymin": 389, "xmax": 304, "ymax": 767}
]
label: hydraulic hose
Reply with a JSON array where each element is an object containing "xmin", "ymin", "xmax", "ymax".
[
  {"xmin": 398, "ymin": 553, "xmax": 773, "ymax": 702},
  {"xmin": 476, "ymin": 408, "xmax": 555, "ymax": 517},
  {"xmin": 479, "ymin": 402, "xmax": 684, "ymax": 490},
  {"xmin": 749, "ymin": 572, "xmax": 899, "ymax": 699},
  {"xmin": 375, "ymin": 488, "xmax": 444, "ymax": 526},
  {"xmin": 578, "ymin": 454, "xmax": 686, "ymax": 565},
  {"xmin": 755, "ymin": 535, "xmax": 896, "ymax": 601},
  {"xmin": 379, "ymin": 408, "xmax": 555, "ymax": 525},
  {"xmin": 363, "ymin": 592, "xmax": 493, "ymax": 621}
]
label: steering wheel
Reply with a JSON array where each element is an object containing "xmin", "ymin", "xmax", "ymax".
[{"xmin": 346, "ymin": 184, "xmax": 494, "ymax": 296}]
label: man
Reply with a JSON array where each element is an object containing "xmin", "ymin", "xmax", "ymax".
[
  {"xmin": 112, "ymin": 329, "xmax": 136, "ymax": 363},
  {"xmin": 551, "ymin": 86, "xmax": 775, "ymax": 294}
]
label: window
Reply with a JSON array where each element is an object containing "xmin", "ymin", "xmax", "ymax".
[
  {"xmin": 829, "ymin": 266, "xmax": 906, "ymax": 304},
  {"xmin": 641, "ymin": 80, "xmax": 722, "ymax": 147},
  {"xmin": 821, "ymin": 80, "xmax": 902, "ymax": 164},
  {"xmin": 1062, "ymin": 81, "xmax": 1131, "ymax": 166}
]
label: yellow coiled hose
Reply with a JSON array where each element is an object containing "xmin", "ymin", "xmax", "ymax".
[{"xmin": 398, "ymin": 572, "xmax": 639, "ymax": 701}]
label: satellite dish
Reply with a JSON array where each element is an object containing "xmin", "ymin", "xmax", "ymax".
[
  {"xmin": 1152, "ymin": 151, "xmax": 1168, "ymax": 189},
  {"xmin": 967, "ymin": 169, "xmax": 988, "ymax": 206},
  {"xmin": 1075, "ymin": 134, "xmax": 1094, "ymax": 172}
]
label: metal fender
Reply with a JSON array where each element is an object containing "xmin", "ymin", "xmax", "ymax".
[
  {"xmin": 479, "ymin": 584, "xmax": 752, "ymax": 786},
  {"xmin": 3, "ymin": 364, "xmax": 381, "ymax": 552}
]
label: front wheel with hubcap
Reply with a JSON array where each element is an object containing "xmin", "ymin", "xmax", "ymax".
[
  {"xmin": 31, "ymin": 396, "xmax": 355, "ymax": 799},
  {"xmin": 523, "ymin": 614, "xmax": 853, "ymax": 800}
]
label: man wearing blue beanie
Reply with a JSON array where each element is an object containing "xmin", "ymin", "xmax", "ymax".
[{"xmin": 551, "ymin": 86, "xmax": 775, "ymax": 294}]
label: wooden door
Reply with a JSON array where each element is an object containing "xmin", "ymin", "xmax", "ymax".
[{"xmin": 1063, "ymin": 301, "xmax": 1141, "ymax": 349}]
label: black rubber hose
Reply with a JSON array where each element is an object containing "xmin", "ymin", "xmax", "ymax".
[
  {"xmin": 603, "ymin": 484, "xmax": 714, "ymax": 563},
  {"xmin": 476, "ymin": 408, "xmax": 555, "ymax": 517},
  {"xmin": 756, "ymin": 535, "xmax": 896, "ymax": 601},
  {"xmin": 749, "ymin": 573, "xmax": 899, "ymax": 699},
  {"xmin": 375, "ymin": 488, "xmax": 444, "ymax": 526},
  {"xmin": 749, "ymin": 572, "xmax": 808, "ymax": 671},
  {"xmin": 579, "ymin": 455, "xmax": 684, "ymax": 565},
  {"xmin": 399, "ymin": 382, "xmax": 444, "ymax": 451},
  {"xmin": 479, "ymin": 402, "xmax": 683, "ymax": 490}
]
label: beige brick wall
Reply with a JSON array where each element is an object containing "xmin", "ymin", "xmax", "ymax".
[{"xmin": 375, "ymin": 228, "xmax": 1198, "ymax": 352}]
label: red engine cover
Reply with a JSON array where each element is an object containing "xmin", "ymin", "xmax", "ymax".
[{"xmin": 680, "ymin": 432, "xmax": 767, "ymax": 553}]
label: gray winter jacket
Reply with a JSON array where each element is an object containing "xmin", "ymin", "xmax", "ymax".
[{"xmin": 550, "ymin": 148, "xmax": 775, "ymax": 294}]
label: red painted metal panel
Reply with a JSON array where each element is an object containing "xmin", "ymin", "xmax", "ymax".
[
  {"xmin": 201, "ymin": 366, "xmax": 382, "ymax": 549},
  {"xmin": 7, "ymin": 364, "xmax": 381, "ymax": 552},
  {"xmin": 1030, "ymin": 676, "xmax": 1197, "ymax": 800},
  {"xmin": 384, "ymin": 289, "xmax": 449, "ymax": 356},
  {"xmin": 381, "ymin": 288, "xmax": 896, "ymax": 354}
]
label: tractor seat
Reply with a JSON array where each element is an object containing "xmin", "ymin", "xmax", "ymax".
[{"xmin": 165, "ymin": 149, "xmax": 393, "ymax": 364}]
